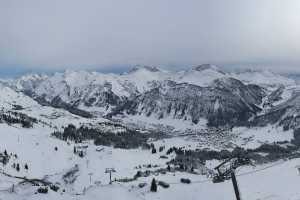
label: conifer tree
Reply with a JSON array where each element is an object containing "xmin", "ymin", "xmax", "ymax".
[
  {"xmin": 152, "ymin": 147, "xmax": 157, "ymax": 154},
  {"xmin": 16, "ymin": 163, "xmax": 20, "ymax": 172},
  {"xmin": 150, "ymin": 178, "xmax": 157, "ymax": 192},
  {"xmin": 167, "ymin": 165, "xmax": 171, "ymax": 172}
]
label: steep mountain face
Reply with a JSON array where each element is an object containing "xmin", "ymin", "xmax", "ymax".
[
  {"xmin": 252, "ymin": 89, "xmax": 300, "ymax": 130},
  {"xmin": 263, "ymin": 85, "xmax": 285, "ymax": 108},
  {"xmin": 115, "ymin": 78, "xmax": 265, "ymax": 127},
  {"xmin": 212, "ymin": 78, "xmax": 265, "ymax": 106}
]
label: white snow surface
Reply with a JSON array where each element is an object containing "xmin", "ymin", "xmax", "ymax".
[
  {"xmin": 120, "ymin": 114, "xmax": 208, "ymax": 132},
  {"xmin": 232, "ymin": 125, "xmax": 294, "ymax": 149},
  {"xmin": 231, "ymin": 69, "xmax": 296, "ymax": 87},
  {"xmin": 173, "ymin": 65, "xmax": 227, "ymax": 87},
  {"xmin": 0, "ymin": 122, "xmax": 298, "ymax": 200}
]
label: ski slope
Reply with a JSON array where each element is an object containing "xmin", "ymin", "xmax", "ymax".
[{"xmin": 0, "ymin": 121, "xmax": 299, "ymax": 200}]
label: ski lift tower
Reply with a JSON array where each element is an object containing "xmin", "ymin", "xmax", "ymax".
[
  {"xmin": 105, "ymin": 168, "xmax": 116, "ymax": 184},
  {"xmin": 213, "ymin": 157, "xmax": 252, "ymax": 200}
]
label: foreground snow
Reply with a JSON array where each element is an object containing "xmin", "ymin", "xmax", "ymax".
[{"xmin": 0, "ymin": 122, "xmax": 299, "ymax": 200}]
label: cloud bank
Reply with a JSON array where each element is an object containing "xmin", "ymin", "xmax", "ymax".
[{"xmin": 1, "ymin": 0, "xmax": 300, "ymax": 73}]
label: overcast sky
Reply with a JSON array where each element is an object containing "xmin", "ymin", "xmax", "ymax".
[{"xmin": 1, "ymin": 0, "xmax": 300, "ymax": 75}]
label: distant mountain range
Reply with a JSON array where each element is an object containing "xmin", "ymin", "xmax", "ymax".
[{"xmin": 1, "ymin": 64, "xmax": 300, "ymax": 131}]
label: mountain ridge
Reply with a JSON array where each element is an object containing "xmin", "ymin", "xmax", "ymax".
[{"xmin": 4, "ymin": 64, "xmax": 299, "ymax": 130}]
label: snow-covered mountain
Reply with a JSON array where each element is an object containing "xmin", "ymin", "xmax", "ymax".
[
  {"xmin": 10, "ymin": 67, "xmax": 171, "ymax": 115},
  {"xmin": 231, "ymin": 69, "xmax": 296, "ymax": 87},
  {"xmin": 0, "ymin": 81, "xmax": 112, "ymax": 131},
  {"xmin": 6, "ymin": 64, "xmax": 298, "ymax": 130},
  {"xmin": 12, "ymin": 74, "xmax": 49, "ymax": 92},
  {"xmin": 253, "ymin": 87, "xmax": 300, "ymax": 130},
  {"xmin": 173, "ymin": 64, "xmax": 227, "ymax": 87}
]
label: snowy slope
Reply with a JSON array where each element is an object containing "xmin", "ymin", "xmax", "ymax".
[
  {"xmin": 12, "ymin": 74, "xmax": 48, "ymax": 92},
  {"xmin": 121, "ymin": 65, "xmax": 172, "ymax": 93},
  {"xmin": 0, "ymin": 82, "xmax": 106, "ymax": 129},
  {"xmin": 174, "ymin": 64, "xmax": 227, "ymax": 87},
  {"xmin": 231, "ymin": 69, "xmax": 296, "ymax": 87},
  {"xmin": 0, "ymin": 121, "xmax": 298, "ymax": 200}
]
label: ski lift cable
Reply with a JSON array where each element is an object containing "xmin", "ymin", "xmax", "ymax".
[
  {"xmin": 236, "ymin": 160, "xmax": 285, "ymax": 177},
  {"xmin": 167, "ymin": 159, "xmax": 286, "ymax": 185},
  {"xmin": 74, "ymin": 160, "xmax": 287, "ymax": 199}
]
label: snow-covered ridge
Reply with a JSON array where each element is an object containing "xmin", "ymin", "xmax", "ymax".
[
  {"xmin": 11, "ymin": 65, "xmax": 295, "ymax": 95},
  {"xmin": 231, "ymin": 69, "xmax": 296, "ymax": 87},
  {"xmin": 174, "ymin": 64, "xmax": 227, "ymax": 87},
  {"xmin": 4, "ymin": 64, "xmax": 297, "ymax": 129}
]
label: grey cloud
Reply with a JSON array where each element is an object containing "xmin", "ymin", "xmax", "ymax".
[{"xmin": 1, "ymin": 0, "xmax": 300, "ymax": 72}]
